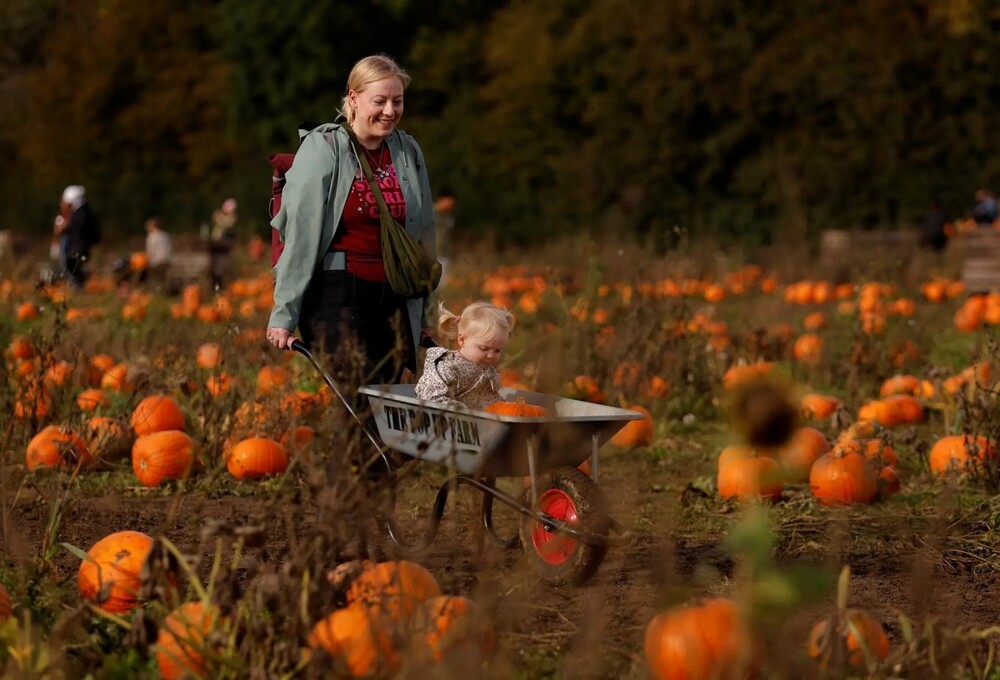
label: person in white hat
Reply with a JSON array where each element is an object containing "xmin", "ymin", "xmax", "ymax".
[{"xmin": 57, "ymin": 185, "xmax": 101, "ymax": 287}]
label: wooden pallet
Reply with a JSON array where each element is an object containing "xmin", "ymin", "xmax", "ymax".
[{"xmin": 959, "ymin": 229, "xmax": 1000, "ymax": 293}]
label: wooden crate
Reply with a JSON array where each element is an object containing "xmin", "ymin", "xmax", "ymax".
[{"xmin": 959, "ymin": 229, "xmax": 1000, "ymax": 293}]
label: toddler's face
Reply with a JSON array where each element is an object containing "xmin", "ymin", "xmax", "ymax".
[{"xmin": 458, "ymin": 332, "xmax": 508, "ymax": 368}]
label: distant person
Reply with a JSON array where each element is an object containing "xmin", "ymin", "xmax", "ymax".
[
  {"xmin": 204, "ymin": 197, "xmax": 238, "ymax": 288},
  {"xmin": 56, "ymin": 185, "xmax": 100, "ymax": 288},
  {"xmin": 973, "ymin": 189, "xmax": 998, "ymax": 228},
  {"xmin": 919, "ymin": 201, "xmax": 949, "ymax": 252},
  {"xmin": 145, "ymin": 216, "xmax": 172, "ymax": 290}
]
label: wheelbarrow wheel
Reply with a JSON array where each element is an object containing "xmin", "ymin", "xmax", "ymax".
[{"xmin": 519, "ymin": 466, "xmax": 610, "ymax": 585}]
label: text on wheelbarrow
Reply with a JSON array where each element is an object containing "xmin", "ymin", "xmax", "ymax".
[{"xmin": 382, "ymin": 405, "xmax": 482, "ymax": 448}]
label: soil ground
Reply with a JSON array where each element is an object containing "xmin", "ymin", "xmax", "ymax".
[{"xmin": 5, "ymin": 437, "xmax": 999, "ymax": 679}]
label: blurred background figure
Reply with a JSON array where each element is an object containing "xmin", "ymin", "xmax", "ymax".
[
  {"xmin": 145, "ymin": 216, "xmax": 172, "ymax": 291},
  {"xmin": 973, "ymin": 189, "xmax": 998, "ymax": 228},
  {"xmin": 434, "ymin": 193, "xmax": 456, "ymax": 284},
  {"xmin": 56, "ymin": 185, "xmax": 100, "ymax": 288},
  {"xmin": 918, "ymin": 200, "xmax": 949, "ymax": 252},
  {"xmin": 205, "ymin": 197, "xmax": 238, "ymax": 288}
]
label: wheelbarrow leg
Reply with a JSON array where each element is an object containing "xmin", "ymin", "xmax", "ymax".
[{"xmin": 480, "ymin": 478, "xmax": 520, "ymax": 550}]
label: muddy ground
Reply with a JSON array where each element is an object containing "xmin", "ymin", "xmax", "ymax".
[{"xmin": 4, "ymin": 445, "xmax": 1000, "ymax": 679}]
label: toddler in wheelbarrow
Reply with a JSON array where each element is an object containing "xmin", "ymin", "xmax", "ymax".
[{"xmin": 292, "ymin": 300, "xmax": 643, "ymax": 585}]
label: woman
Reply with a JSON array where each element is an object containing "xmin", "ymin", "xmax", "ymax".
[{"xmin": 266, "ymin": 54, "xmax": 437, "ymax": 386}]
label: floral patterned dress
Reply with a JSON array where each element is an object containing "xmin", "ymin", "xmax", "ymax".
[{"xmin": 413, "ymin": 347, "xmax": 503, "ymax": 411}]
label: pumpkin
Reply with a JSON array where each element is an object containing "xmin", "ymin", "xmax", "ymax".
[
  {"xmin": 14, "ymin": 385, "xmax": 51, "ymax": 420},
  {"xmin": 196, "ymin": 343, "xmax": 222, "ymax": 370},
  {"xmin": 6, "ymin": 336, "xmax": 35, "ymax": 361},
  {"xmin": 346, "ymin": 560, "xmax": 442, "ymax": 622},
  {"xmin": 411, "ymin": 595, "xmax": 495, "ymax": 665},
  {"xmin": 26, "ymin": 425, "xmax": 93, "ymax": 471},
  {"xmin": 87, "ymin": 416, "xmax": 130, "ymax": 458},
  {"xmin": 0, "ymin": 582, "xmax": 12, "ymax": 619},
  {"xmin": 792, "ymin": 333, "xmax": 823, "ymax": 364},
  {"xmin": 929, "ymin": 435, "xmax": 995, "ymax": 476},
  {"xmin": 717, "ymin": 454, "xmax": 782, "ymax": 502},
  {"xmin": 610, "ymin": 405, "xmax": 655, "ymax": 448},
  {"xmin": 15, "ymin": 300, "xmax": 38, "ymax": 321},
  {"xmin": 131, "ymin": 395, "xmax": 185, "ymax": 436},
  {"xmin": 155, "ymin": 601, "xmax": 219, "ymax": 680},
  {"xmin": 809, "ymin": 447, "xmax": 878, "ymax": 506},
  {"xmin": 76, "ymin": 388, "xmax": 107, "ymax": 412},
  {"xmin": 100, "ymin": 362, "xmax": 133, "ymax": 392},
  {"xmin": 280, "ymin": 425, "xmax": 316, "ymax": 452},
  {"xmin": 564, "ymin": 375, "xmax": 606, "ymax": 404},
  {"xmin": 878, "ymin": 374, "xmax": 920, "ymax": 397},
  {"xmin": 256, "ymin": 365, "xmax": 291, "ymax": 395},
  {"xmin": 777, "ymin": 427, "xmax": 831, "ymax": 483},
  {"xmin": 78, "ymin": 530, "xmax": 154, "ymax": 613},
  {"xmin": 722, "ymin": 362, "xmax": 773, "ymax": 390},
  {"xmin": 87, "ymin": 354, "xmax": 117, "ymax": 386},
  {"xmin": 877, "ymin": 466, "xmax": 900, "ymax": 498},
  {"xmin": 132, "ymin": 430, "xmax": 195, "ymax": 487},
  {"xmin": 807, "ymin": 609, "xmax": 890, "ymax": 670},
  {"xmin": 308, "ymin": 604, "xmax": 400, "ymax": 677},
  {"xmin": 43, "ymin": 360, "xmax": 74, "ymax": 389},
  {"xmin": 205, "ymin": 373, "xmax": 235, "ymax": 397},
  {"xmin": 484, "ymin": 401, "xmax": 549, "ymax": 417},
  {"xmin": 226, "ymin": 437, "xmax": 288, "ymax": 480},
  {"xmin": 644, "ymin": 597, "xmax": 760, "ymax": 680},
  {"xmin": 801, "ymin": 393, "xmax": 841, "ymax": 420}
]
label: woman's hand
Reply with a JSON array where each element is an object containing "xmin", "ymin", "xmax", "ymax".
[{"xmin": 267, "ymin": 327, "xmax": 295, "ymax": 349}]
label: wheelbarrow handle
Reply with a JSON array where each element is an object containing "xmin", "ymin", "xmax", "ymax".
[{"xmin": 290, "ymin": 339, "xmax": 386, "ymax": 456}]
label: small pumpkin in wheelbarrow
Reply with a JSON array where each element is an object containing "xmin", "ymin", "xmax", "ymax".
[{"xmin": 485, "ymin": 400, "xmax": 549, "ymax": 417}]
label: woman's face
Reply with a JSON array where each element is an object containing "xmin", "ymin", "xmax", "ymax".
[{"xmin": 350, "ymin": 77, "xmax": 405, "ymax": 143}]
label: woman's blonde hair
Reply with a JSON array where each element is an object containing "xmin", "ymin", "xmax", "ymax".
[
  {"xmin": 438, "ymin": 301, "xmax": 515, "ymax": 344},
  {"xmin": 341, "ymin": 54, "xmax": 412, "ymax": 125}
]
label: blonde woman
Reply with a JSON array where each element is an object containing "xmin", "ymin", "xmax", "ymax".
[
  {"xmin": 266, "ymin": 54, "xmax": 437, "ymax": 386},
  {"xmin": 415, "ymin": 302, "xmax": 515, "ymax": 410}
]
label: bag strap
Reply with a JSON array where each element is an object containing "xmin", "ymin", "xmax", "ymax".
[{"xmin": 343, "ymin": 124, "xmax": 402, "ymax": 237}]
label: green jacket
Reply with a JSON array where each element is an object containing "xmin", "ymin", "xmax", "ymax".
[{"xmin": 268, "ymin": 122, "xmax": 436, "ymax": 351}]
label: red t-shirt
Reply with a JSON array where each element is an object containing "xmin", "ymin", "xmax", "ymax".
[{"xmin": 330, "ymin": 146, "xmax": 408, "ymax": 282}]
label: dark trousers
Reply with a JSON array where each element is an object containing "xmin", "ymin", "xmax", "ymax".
[{"xmin": 299, "ymin": 270, "xmax": 415, "ymax": 388}]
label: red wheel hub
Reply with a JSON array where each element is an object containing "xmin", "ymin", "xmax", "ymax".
[{"xmin": 531, "ymin": 489, "xmax": 580, "ymax": 565}]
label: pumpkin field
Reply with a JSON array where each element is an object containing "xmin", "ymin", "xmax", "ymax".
[{"xmin": 3, "ymin": 231, "xmax": 1000, "ymax": 679}]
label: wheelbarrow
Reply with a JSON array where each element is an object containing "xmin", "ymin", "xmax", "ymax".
[{"xmin": 292, "ymin": 340, "xmax": 642, "ymax": 585}]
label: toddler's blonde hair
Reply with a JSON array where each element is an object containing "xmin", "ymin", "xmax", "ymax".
[{"xmin": 438, "ymin": 301, "xmax": 515, "ymax": 344}]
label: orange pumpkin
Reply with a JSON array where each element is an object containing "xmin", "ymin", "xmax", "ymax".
[
  {"xmin": 807, "ymin": 609, "xmax": 890, "ymax": 670},
  {"xmin": 256, "ymin": 365, "xmax": 291, "ymax": 395},
  {"xmin": 100, "ymin": 362, "xmax": 133, "ymax": 392},
  {"xmin": 610, "ymin": 405, "xmax": 655, "ymax": 448},
  {"xmin": 43, "ymin": 360, "xmax": 74, "ymax": 389},
  {"xmin": 6, "ymin": 336, "xmax": 35, "ymax": 361},
  {"xmin": 644, "ymin": 597, "xmax": 760, "ymax": 680},
  {"xmin": 809, "ymin": 447, "xmax": 877, "ymax": 506},
  {"xmin": 722, "ymin": 362, "xmax": 773, "ymax": 390},
  {"xmin": 878, "ymin": 374, "xmax": 920, "ymax": 397},
  {"xmin": 76, "ymin": 388, "xmax": 108, "ymax": 412},
  {"xmin": 226, "ymin": 437, "xmax": 288, "ymax": 480},
  {"xmin": 131, "ymin": 395, "xmax": 185, "ymax": 436},
  {"xmin": 792, "ymin": 333, "xmax": 824, "ymax": 364},
  {"xmin": 132, "ymin": 430, "xmax": 195, "ymax": 487},
  {"xmin": 717, "ymin": 454, "xmax": 782, "ymax": 502},
  {"xmin": 86, "ymin": 416, "xmax": 130, "ymax": 458},
  {"xmin": 26, "ymin": 425, "xmax": 93, "ymax": 471},
  {"xmin": 484, "ymin": 401, "xmax": 549, "ymax": 417},
  {"xmin": 15, "ymin": 300, "xmax": 39, "ymax": 321},
  {"xmin": 778, "ymin": 427, "xmax": 831, "ymax": 483},
  {"xmin": 196, "ymin": 343, "xmax": 222, "ymax": 370},
  {"xmin": 308, "ymin": 604, "xmax": 400, "ymax": 677},
  {"xmin": 877, "ymin": 466, "xmax": 900, "ymax": 498},
  {"xmin": 801, "ymin": 393, "xmax": 841, "ymax": 420},
  {"xmin": 564, "ymin": 375, "xmax": 606, "ymax": 404},
  {"xmin": 78, "ymin": 531, "xmax": 154, "ymax": 613},
  {"xmin": 346, "ymin": 560, "xmax": 442, "ymax": 622},
  {"xmin": 929, "ymin": 435, "xmax": 995, "ymax": 476},
  {"xmin": 411, "ymin": 595, "xmax": 495, "ymax": 665},
  {"xmin": 87, "ymin": 353, "xmax": 117, "ymax": 386},
  {"xmin": 155, "ymin": 601, "xmax": 219, "ymax": 680}
]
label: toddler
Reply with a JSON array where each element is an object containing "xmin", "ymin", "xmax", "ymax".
[{"xmin": 414, "ymin": 301, "xmax": 515, "ymax": 410}]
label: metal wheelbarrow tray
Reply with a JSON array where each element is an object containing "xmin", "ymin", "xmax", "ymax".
[{"xmin": 294, "ymin": 341, "xmax": 643, "ymax": 585}]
